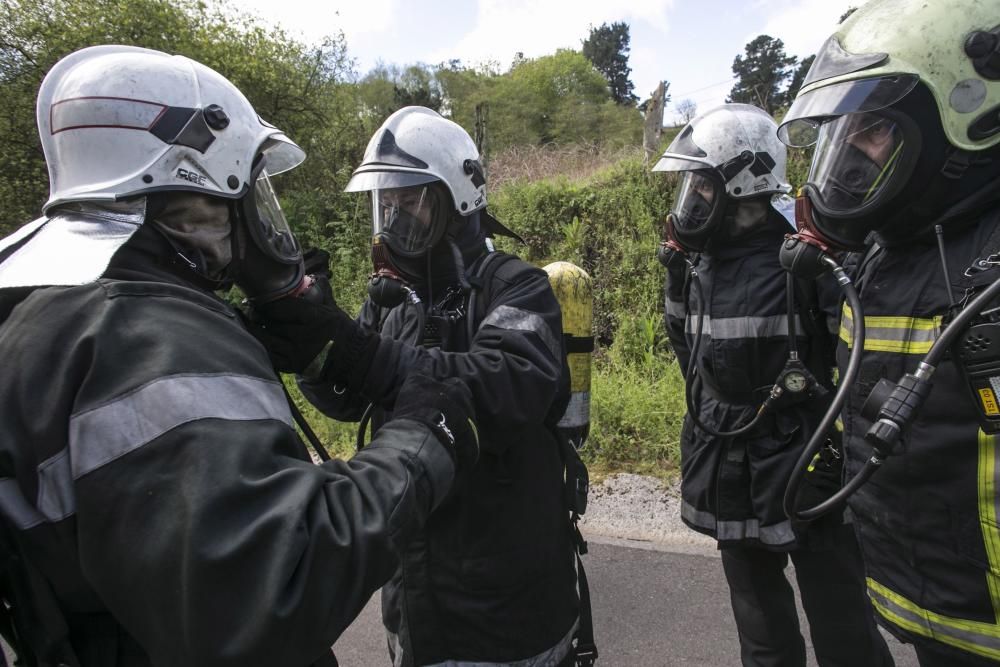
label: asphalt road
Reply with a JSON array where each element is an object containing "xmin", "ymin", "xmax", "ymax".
[{"xmin": 332, "ymin": 537, "xmax": 919, "ymax": 666}]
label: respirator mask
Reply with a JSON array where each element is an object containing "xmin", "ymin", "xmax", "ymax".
[{"xmin": 230, "ymin": 155, "xmax": 307, "ymax": 303}]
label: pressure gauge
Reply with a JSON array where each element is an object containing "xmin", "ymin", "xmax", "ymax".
[{"xmin": 783, "ymin": 370, "xmax": 809, "ymax": 393}]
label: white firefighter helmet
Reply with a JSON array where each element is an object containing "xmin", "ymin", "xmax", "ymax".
[
  {"xmin": 346, "ymin": 106, "xmax": 487, "ymax": 258},
  {"xmin": 0, "ymin": 45, "xmax": 305, "ymax": 289},
  {"xmin": 652, "ymin": 103, "xmax": 792, "ymax": 252},
  {"xmin": 38, "ymin": 44, "xmax": 305, "ymax": 212},
  {"xmin": 346, "ymin": 106, "xmax": 486, "ymax": 215},
  {"xmin": 653, "ymin": 103, "xmax": 790, "ymax": 197}
]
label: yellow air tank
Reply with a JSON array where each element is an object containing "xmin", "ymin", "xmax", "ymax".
[{"xmin": 544, "ymin": 261, "xmax": 593, "ymax": 449}]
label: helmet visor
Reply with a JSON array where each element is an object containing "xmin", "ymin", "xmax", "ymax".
[
  {"xmin": 372, "ymin": 184, "xmax": 448, "ymax": 257},
  {"xmin": 778, "ymin": 74, "xmax": 919, "ymax": 147},
  {"xmin": 807, "ymin": 112, "xmax": 908, "ymax": 215},
  {"xmin": 245, "ymin": 161, "xmax": 301, "ymax": 264},
  {"xmin": 672, "ymin": 171, "xmax": 722, "ymax": 233}
]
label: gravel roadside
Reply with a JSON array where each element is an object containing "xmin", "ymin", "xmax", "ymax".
[{"xmin": 579, "ymin": 473, "xmax": 717, "ymax": 555}]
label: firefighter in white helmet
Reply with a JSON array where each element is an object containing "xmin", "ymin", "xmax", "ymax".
[
  {"xmin": 0, "ymin": 46, "xmax": 476, "ymax": 667},
  {"xmin": 656, "ymin": 103, "xmax": 893, "ymax": 667},
  {"xmin": 252, "ymin": 106, "xmax": 593, "ymax": 666}
]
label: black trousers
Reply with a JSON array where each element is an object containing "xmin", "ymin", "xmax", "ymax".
[{"xmin": 720, "ymin": 523, "xmax": 894, "ymax": 667}]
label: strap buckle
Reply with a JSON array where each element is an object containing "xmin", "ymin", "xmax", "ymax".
[
  {"xmin": 941, "ymin": 151, "xmax": 972, "ymax": 180},
  {"xmin": 574, "ymin": 643, "xmax": 599, "ymax": 667},
  {"xmin": 966, "ymin": 253, "xmax": 1000, "ymax": 277}
]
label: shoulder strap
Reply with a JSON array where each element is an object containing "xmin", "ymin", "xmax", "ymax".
[
  {"xmin": 465, "ymin": 251, "xmax": 520, "ymax": 342},
  {"xmin": 552, "ymin": 429, "xmax": 598, "ymax": 665}
]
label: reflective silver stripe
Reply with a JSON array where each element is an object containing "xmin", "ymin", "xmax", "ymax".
[
  {"xmin": 0, "ymin": 374, "xmax": 294, "ymax": 529},
  {"xmin": 425, "ymin": 618, "xmax": 578, "ymax": 667},
  {"xmin": 685, "ymin": 314, "xmax": 802, "ymax": 340},
  {"xmin": 557, "ymin": 391, "xmax": 590, "ymax": 429},
  {"xmin": 682, "ymin": 500, "xmax": 796, "ymax": 546},
  {"xmin": 868, "ymin": 583, "xmax": 1000, "ymax": 655},
  {"xmin": 480, "ymin": 305, "xmax": 561, "ymax": 361},
  {"xmin": 36, "ymin": 448, "xmax": 74, "ymax": 522},
  {"xmin": 665, "ymin": 297, "xmax": 686, "ymax": 319},
  {"xmin": 0, "ymin": 478, "xmax": 45, "ymax": 530},
  {"xmin": 70, "ymin": 373, "xmax": 293, "ymax": 480}
]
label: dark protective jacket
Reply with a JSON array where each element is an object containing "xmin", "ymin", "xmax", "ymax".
[
  {"xmin": 664, "ymin": 227, "xmax": 841, "ymax": 550},
  {"xmin": 300, "ymin": 251, "xmax": 580, "ymax": 667},
  {"xmin": 838, "ymin": 208, "xmax": 1000, "ymax": 662},
  {"xmin": 0, "ymin": 236, "xmax": 455, "ymax": 667}
]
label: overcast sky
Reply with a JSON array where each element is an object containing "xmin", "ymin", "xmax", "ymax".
[{"xmin": 239, "ymin": 0, "xmax": 857, "ymax": 124}]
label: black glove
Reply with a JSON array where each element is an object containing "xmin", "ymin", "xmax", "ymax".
[
  {"xmin": 392, "ymin": 373, "xmax": 479, "ymax": 473},
  {"xmin": 246, "ymin": 275, "xmax": 378, "ymax": 378},
  {"xmin": 303, "ymin": 247, "xmax": 332, "ymax": 279}
]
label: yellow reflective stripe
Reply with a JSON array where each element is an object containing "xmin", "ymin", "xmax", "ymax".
[
  {"xmin": 980, "ymin": 432, "xmax": 1000, "ymax": 577},
  {"xmin": 868, "ymin": 578, "xmax": 1000, "ymax": 659},
  {"xmin": 839, "ymin": 303, "xmax": 943, "ymax": 354},
  {"xmin": 865, "ymin": 431, "xmax": 1000, "ymax": 659},
  {"xmin": 980, "ymin": 431, "xmax": 1000, "ymax": 623}
]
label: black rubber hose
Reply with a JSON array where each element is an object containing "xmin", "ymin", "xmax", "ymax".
[
  {"xmin": 356, "ymin": 402, "xmax": 375, "ymax": 452},
  {"xmin": 283, "ymin": 386, "xmax": 331, "ymax": 462},
  {"xmin": 784, "ymin": 267, "xmax": 865, "ymax": 521},
  {"xmin": 786, "ymin": 272, "xmax": 799, "ymax": 357},
  {"xmin": 684, "ymin": 272, "xmax": 769, "ymax": 438},
  {"xmin": 923, "ymin": 273, "xmax": 1000, "ymax": 368}
]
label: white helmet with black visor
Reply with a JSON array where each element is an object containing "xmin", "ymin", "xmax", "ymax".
[
  {"xmin": 0, "ymin": 44, "xmax": 306, "ymax": 296},
  {"xmin": 653, "ymin": 103, "xmax": 792, "ymax": 253},
  {"xmin": 345, "ymin": 106, "xmax": 487, "ymax": 259}
]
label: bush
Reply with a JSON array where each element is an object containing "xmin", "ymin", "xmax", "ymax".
[
  {"xmin": 491, "ymin": 153, "xmax": 672, "ymax": 347},
  {"xmin": 488, "ymin": 146, "xmax": 685, "ymax": 475},
  {"xmin": 586, "ymin": 348, "xmax": 685, "ymax": 477}
]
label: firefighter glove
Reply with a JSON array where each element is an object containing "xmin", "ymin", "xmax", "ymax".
[
  {"xmin": 247, "ymin": 274, "xmax": 379, "ymax": 379},
  {"xmin": 393, "ymin": 373, "xmax": 480, "ymax": 473}
]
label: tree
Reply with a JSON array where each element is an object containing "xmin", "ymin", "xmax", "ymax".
[
  {"xmin": 582, "ymin": 21, "xmax": 638, "ymax": 106},
  {"xmin": 784, "ymin": 54, "xmax": 815, "ymax": 105},
  {"xmin": 676, "ymin": 99, "xmax": 698, "ymax": 123},
  {"xmin": 727, "ymin": 35, "xmax": 797, "ymax": 116},
  {"xmin": 840, "ymin": 7, "xmax": 859, "ymax": 22}
]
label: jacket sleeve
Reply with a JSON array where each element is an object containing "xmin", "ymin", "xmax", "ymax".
[
  {"xmin": 360, "ymin": 263, "xmax": 563, "ymax": 429},
  {"xmin": 663, "ymin": 263, "xmax": 692, "ymax": 376},
  {"xmin": 297, "ymin": 300, "xmax": 383, "ymax": 422},
  {"xmin": 71, "ymin": 295, "xmax": 454, "ymax": 667}
]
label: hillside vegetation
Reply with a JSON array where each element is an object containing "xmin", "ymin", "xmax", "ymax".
[{"xmin": 1, "ymin": 0, "xmax": 813, "ymax": 478}]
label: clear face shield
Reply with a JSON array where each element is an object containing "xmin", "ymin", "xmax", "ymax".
[
  {"xmin": 232, "ymin": 156, "xmax": 305, "ymax": 302},
  {"xmin": 669, "ymin": 170, "xmax": 725, "ymax": 251},
  {"xmin": 245, "ymin": 159, "xmax": 301, "ymax": 266},
  {"xmin": 371, "ymin": 183, "xmax": 449, "ymax": 258},
  {"xmin": 807, "ymin": 112, "xmax": 910, "ymax": 216}
]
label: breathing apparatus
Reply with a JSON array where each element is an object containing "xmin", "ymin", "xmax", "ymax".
[
  {"xmin": 655, "ymin": 103, "xmax": 827, "ymax": 438},
  {"xmin": 544, "ymin": 261, "xmax": 594, "ymax": 449},
  {"xmin": 777, "ymin": 0, "xmax": 1000, "ymax": 521}
]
